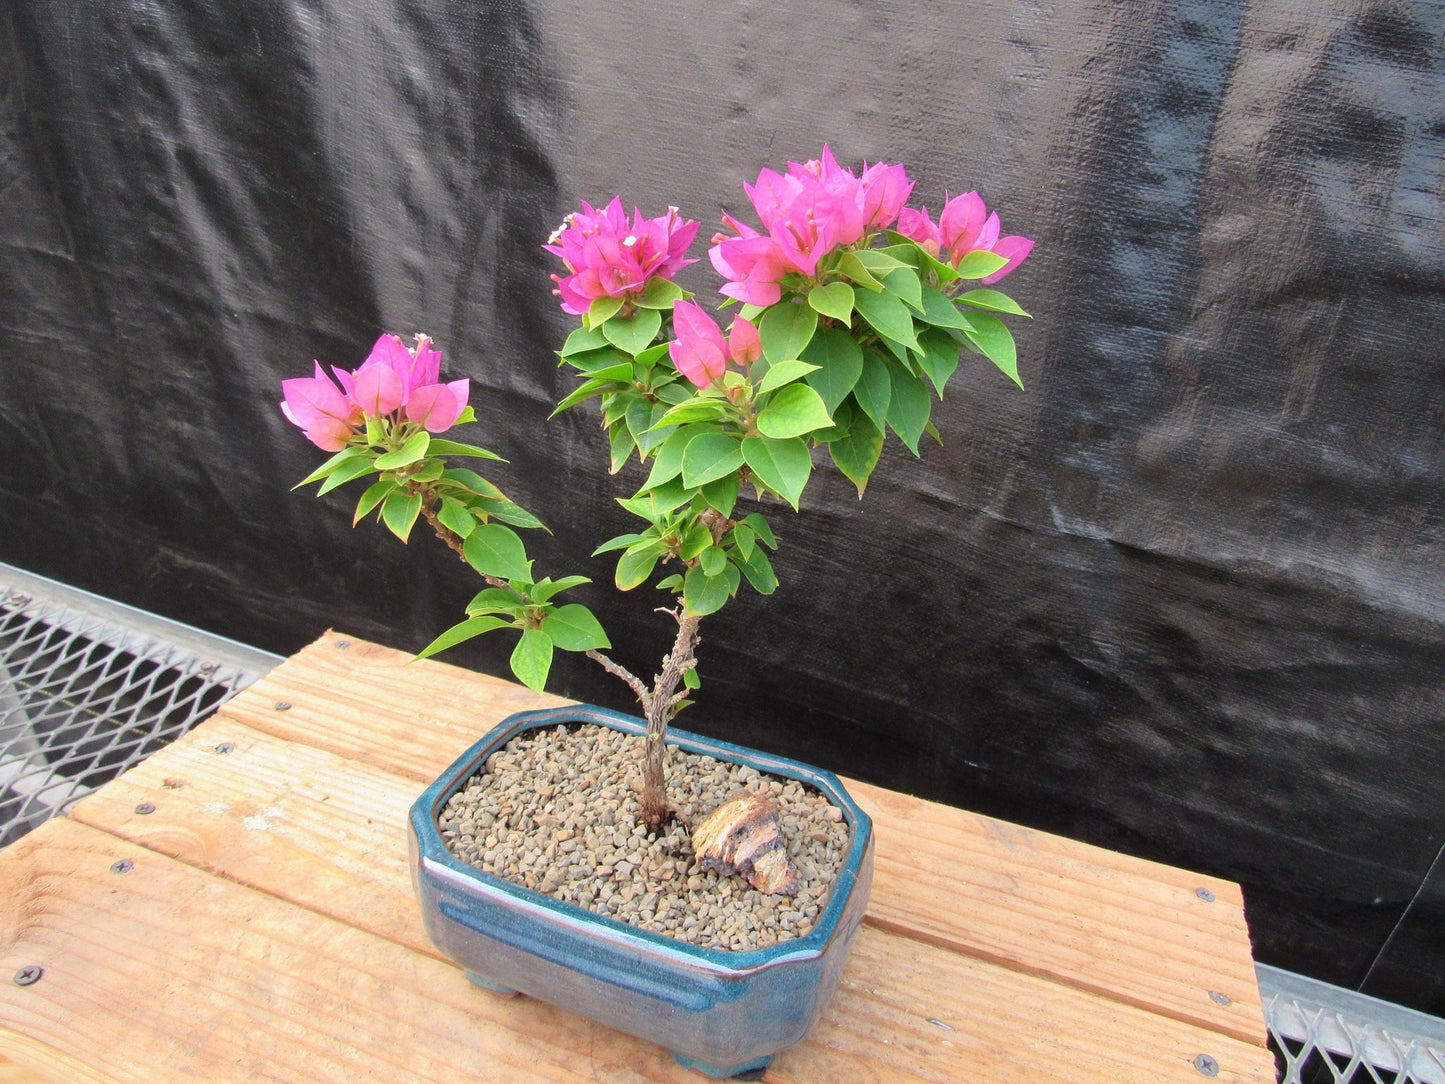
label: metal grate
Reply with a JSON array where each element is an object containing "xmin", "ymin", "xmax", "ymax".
[
  {"xmin": 0, "ymin": 562, "xmax": 281, "ymax": 847},
  {"xmin": 1259, "ymin": 964, "xmax": 1445, "ymax": 1084}
]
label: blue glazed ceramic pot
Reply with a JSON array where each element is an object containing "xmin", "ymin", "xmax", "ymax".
[{"xmin": 408, "ymin": 705, "xmax": 875, "ymax": 1079}]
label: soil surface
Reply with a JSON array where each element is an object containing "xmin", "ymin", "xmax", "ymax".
[{"xmin": 437, "ymin": 722, "xmax": 851, "ymax": 952}]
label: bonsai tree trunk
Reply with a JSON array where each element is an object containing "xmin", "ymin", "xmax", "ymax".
[{"xmin": 639, "ymin": 610, "xmax": 702, "ymax": 832}]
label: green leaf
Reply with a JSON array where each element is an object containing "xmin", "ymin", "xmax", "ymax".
[
  {"xmin": 699, "ymin": 545, "xmax": 728, "ymax": 577},
  {"xmin": 678, "ymin": 521, "xmax": 714, "ymax": 560},
  {"xmin": 413, "ymin": 616, "xmax": 509, "ymax": 661},
  {"xmin": 807, "ymin": 282, "xmax": 855, "ymax": 322},
  {"xmin": 962, "ymin": 311, "xmax": 1023, "ymax": 388},
  {"xmin": 756, "ymin": 383, "xmax": 834, "ymax": 439},
  {"xmin": 853, "ymin": 287, "xmax": 919, "ymax": 351},
  {"xmin": 633, "ymin": 276, "xmax": 687, "ymax": 309},
  {"xmin": 828, "ymin": 406, "xmax": 884, "ymax": 496},
  {"xmin": 407, "ymin": 459, "xmax": 445, "ymax": 484},
  {"xmin": 469, "ymin": 496, "xmax": 546, "ymax": 532},
  {"xmin": 615, "ymin": 546, "xmax": 662, "ymax": 590},
  {"xmin": 608, "ymin": 420, "xmax": 637, "ymax": 473},
  {"xmin": 435, "ymin": 495, "xmax": 476, "ymax": 537},
  {"xmin": 510, "ymin": 629, "xmax": 554, "ymax": 693},
  {"xmin": 352, "ymin": 479, "xmax": 396, "ymax": 525},
  {"xmin": 315, "ymin": 455, "xmax": 377, "ymax": 496},
  {"xmin": 425, "ymin": 438, "xmax": 504, "ymax": 462},
  {"xmin": 880, "ymin": 266, "xmax": 923, "ymax": 312},
  {"xmin": 837, "ymin": 250, "xmax": 885, "ymax": 291},
  {"xmin": 466, "ymin": 587, "xmax": 525, "ymax": 616},
  {"xmin": 540, "ymin": 604, "xmax": 610, "ymax": 651},
  {"xmin": 373, "ymin": 431, "xmax": 432, "ymax": 472},
  {"xmin": 954, "ymin": 249, "xmax": 1010, "ymax": 280},
  {"xmin": 559, "ymin": 323, "xmax": 609, "ymax": 357},
  {"xmin": 681, "ymin": 432, "xmax": 745, "ymax": 488},
  {"xmin": 682, "ymin": 667, "xmax": 701, "ymax": 690},
  {"xmin": 733, "ymin": 543, "xmax": 778, "ymax": 595},
  {"xmin": 956, "ymin": 288, "xmax": 1030, "ymax": 317},
  {"xmin": 740, "ymin": 512, "xmax": 777, "ymax": 548},
  {"xmin": 886, "ymin": 361, "xmax": 932, "ymax": 454},
  {"xmin": 295, "ymin": 446, "xmax": 366, "ymax": 489},
  {"xmin": 742, "ymin": 435, "xmax": 812, "ymax": 510},
  {"xmin": 758, "ymin": 301, "xmax": 818, "ymax": 364},
  {"xmin": 381, "ymin": 490, "xmax": 423, "ymax": 542},
  {"xmin": 700, "ymin": 471, "xmax": 740, "ymax": 518},
  {"xmin": 650, "ymin": 398, "xmax": 730, "ymax": 430},
  {"xmin": 564, "ymin": 350, "xmax": 634, "ymax": 378},
  {"xmin": 584, "ymin": 295, "xmax": 623, "ymax": 329},
  {"xmin": 850, "ymin": 248, "xmax": 910, "ymax": 272},
  {"xmin": 853, "ymin": 352, "xmax": 892, "ymax": 434},
  {"xmin": 441, "ymin": 468, "xmax": 504, "ymax": 499},
  {"xmin": 463, "ymin": 523, "xmax": 532, "ymax": 581},
  {"xmin": 800, "ymin": 325, "xmax": 865, "ymax": 416},
  {"xmin": 617, "ymin": 477, "xmax": 691, "ymax": 518},
  {"xmin": 730, "ymin": 522, "xmax": 756, "ymax": 561},
  {"xmin": 914, "ymin": 328, "xmax": 962, "ymax": 399},
  {"xmin": 756, "ymin": 359, "xmax": 821, "ymax": 395},
  {"xmin": 552, "ymin": 376, "xmax": 623, "ymax": 417},
  {"xmin": 592, "ymin": 531, "xmax": 649, "ymax": 556},
  {"xmin": 602, "ymin": 307, "xmax": 663, "ymax": 355},
  {"xmin": 531, "ymin": 575, "xmax": 591, "ymax": 603},
  {"xmin": 915, "ymin": 283, "xmax": 976, "ymax": 331},
  {"xmin": 683, "ymin": 566, "xmax": 734, "ymax": 616}
]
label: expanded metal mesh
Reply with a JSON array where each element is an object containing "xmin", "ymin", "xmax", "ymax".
[
  {"xmin": 0, "ymin": 564, "xmax": 279, "ymax": 847},
  {"xmin": 1259, "ymin": 965, "xmax": 1445, "ymax": 1084}
]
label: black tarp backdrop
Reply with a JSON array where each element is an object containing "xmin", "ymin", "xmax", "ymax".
[{"xmin": 2, "ymin": 0, "xmax": 1442, "ymax": 1011}]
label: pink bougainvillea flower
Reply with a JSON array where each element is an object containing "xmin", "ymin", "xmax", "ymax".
[
  {"xmin": 709, "ymin": 213, "xmax": 788, "ymax": 306},
  {"xmin": 280, "ymin": 361, "xmax": 362, "ymax": 451},
  {"xmin": 895, "ymin": 206, "xmax": 942, "ymax": 257},
  {"xmin": 728, "ymin": 316, "xmax": 762, "ymax": 367},
  {"xmin": 711, "ymin": 146, "xmax": 891, "ymax": 301},
  {"xmin": 859, "ymin": 160, "xmax": 913, "ymax": 230},
  {"xmin": 897, "ymin": 191, "xmax": 1033, "ymax": 282},
  {"xmin": 405, "ymin": 378, "xmax": 471, "ymax": 432},
  {"xmin": 979, "ymin": 234, "xmax": 1035, "ymax": 284},
  {"xmin": 544, "ymin": 199, "xmax": 699, "ymax": 315},
  {"xmin": 283, "ymin": 333, "xmax": 474, "ymax": 444},
  {"xmin": 669, "ymin": 300, "xmax": 730, "ymax": 388}
]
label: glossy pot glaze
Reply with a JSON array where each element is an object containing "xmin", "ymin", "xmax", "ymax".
[{"xmin": 408, "ymin": 705, "xmax": 875, "ymax": 1078}]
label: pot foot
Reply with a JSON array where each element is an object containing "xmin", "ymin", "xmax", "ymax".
[
  {"xmin": 669, "ymin": 1051, "xmax": 772, "ymax": 1079},
  {"xmin": 464, "ymin": 970, "xmax": 518, "ymax": 997}
]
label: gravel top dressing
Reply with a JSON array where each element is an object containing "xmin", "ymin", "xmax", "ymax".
[{"xmin": 437, "ymin": 722, "xmax": 852, "ymax": 953}]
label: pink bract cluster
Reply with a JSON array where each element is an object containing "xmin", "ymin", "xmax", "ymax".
[
  {"xmin": 669, "ymin": 301, "xmax": 762, "ymax": 388},
  {"xmin": 896, "ymin": 192, "xmax": 1033, "ymax": 284},
  {"xmin": 545, "ymin": 198, "xmax": 700, "ymax": 315},
  {"xmin": 280, "ymin": 334, "xmax": 470, "ymax": 450},
  {"xmin": 709, "ymin": 147, "xmax": 915, "ymax": 307}
]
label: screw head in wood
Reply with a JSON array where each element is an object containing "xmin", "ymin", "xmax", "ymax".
[
  {"xmin": 134, "ymin": 802, "xmax": 156, "ymax": 815},
  {"xmin": 215, "ymin": 742, "xmax": 234, "ymax": 754},
  {"xmin": 1195, "ymin": 887, "xmax": 1216, "ymax": 902},
  {"xmin": 1193, "ymin": 1054, "xmax": 1219, "ymax": 1076},
  {"xmin": 111, "ymin": 859, "xmax": 133, "ymax": 874},
  {"xmin": 13, "ymin": 966, "xmax": 42, "ymax": 986},
  {"xmin": 274, "ymin": 701, "xmax": 292, "ymax": 711},
  {"xmin": 1208, "ymin": 990, "xmax": 1231, "ymax": 1005},
  {"xmin": 336, "ymin": 640, "xmax": 350, "ymax": 648}
]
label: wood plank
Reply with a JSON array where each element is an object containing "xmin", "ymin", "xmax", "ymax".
[
  {"xmin": 67, "ymin": 718, "xmax": 437, "ymax": 959},
  {"xmin": 220, "ymin": 632, "xmax": 1271, "ymax": 1046},
  {"xmin": 848, "ymin": 779, "xmax": 1269, "ymax": 1045},
  {"xmin": 0, "ymin": 818, "xmax": 696, "ymax": 1084},
  {"xmin": 0, "ymin": 819, "xmax": 1275, "ymax": 1083}
]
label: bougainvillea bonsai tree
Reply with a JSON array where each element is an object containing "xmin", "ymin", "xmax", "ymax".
[{"xmin": 281, "ymin": 147, "xmax": 1032, "ymax": 833}]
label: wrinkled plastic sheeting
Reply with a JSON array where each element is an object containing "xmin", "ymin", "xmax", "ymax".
[{"xmin": 1, "ymin": 0, "xmax": 1443, "ymax": 1010}]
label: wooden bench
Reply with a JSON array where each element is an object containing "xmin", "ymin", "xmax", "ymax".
[{"xmin": 0, "ymin": 631, "xmax": 1278, "ymax": 1082}]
